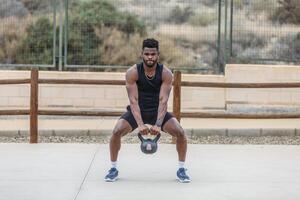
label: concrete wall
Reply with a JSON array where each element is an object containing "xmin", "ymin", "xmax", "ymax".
[
  {"xmin": 226, "ymin": 64, "xmax": 300, "ymax": 113},
  {"xmin": 0, "ymin": 64, "xmax": 300, "ymax": 113}
]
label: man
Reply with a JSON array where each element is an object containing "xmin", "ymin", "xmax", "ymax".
[{"xmin": 104, "ymin": 38, "xmax": 190, "ymax": 183}]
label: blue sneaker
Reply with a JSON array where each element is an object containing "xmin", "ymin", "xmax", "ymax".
[
  {"xmin": 104, "ymin": 167, "xmax": 118, "ymax": 182},
  {"xmin": 177, "ymin": 168, "xmax": 190, "ymax": 183}
]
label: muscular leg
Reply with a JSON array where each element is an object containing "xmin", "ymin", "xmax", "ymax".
[
  {"xmin": 162, "ymin": 118, "xmax": 187, "ymax": 162},
  {"xmin": 110, "ymin": 119, "xmax": 132, "ymax": 162}
]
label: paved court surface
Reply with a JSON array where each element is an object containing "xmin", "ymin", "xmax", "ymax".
[{"xmin": 0, "ymin": 144, "xmax": 300, "ymax": 200}]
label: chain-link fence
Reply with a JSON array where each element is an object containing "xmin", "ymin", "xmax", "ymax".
[
  {"xmin": 0, "ymin": 0, "xmax": 299, "ymax": 73},
  {"xmin": 229, "ymin": 0, "xmax": 300, "ymax": 63},
  {"xmin": 0, "ymin": 0, "xmax": 57, "ymax": 68},
  {"xmin": 64, "ymin": 0, "xmax": 221, "ymax": 73}
]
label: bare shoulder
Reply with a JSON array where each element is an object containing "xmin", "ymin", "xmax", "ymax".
[
  {"xmin": 126, "ymin": 64, "xmax": 138, "ymax": 82},
  {"xmin": 162, "ymin": 65, "xmax": 173, "ymax": 83}
]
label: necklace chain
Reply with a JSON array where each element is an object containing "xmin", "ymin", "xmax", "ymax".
[{"xmin": 144, "ymin": 71, "xmax": 155, "ymax": 80}]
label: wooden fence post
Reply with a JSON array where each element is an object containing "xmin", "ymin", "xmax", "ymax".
[
  {"xmin": 30, "ymin": 68, "xmax": 38, "ymax": 143},
  {"xmin": 172, "ymin": 71, "xmax": 181, "ymax": 144}
]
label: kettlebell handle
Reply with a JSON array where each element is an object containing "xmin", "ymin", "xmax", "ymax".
[
  {"xmin": 138, "ymin": 132, "xmax": 161, "ymax": 142},
  {"xmin": 138, "ymin": 132, "xmax": 145, "ymax": 142},
  {"xmin": 153, "ymin": 133, "xmax": 161, "ymax": 142}
]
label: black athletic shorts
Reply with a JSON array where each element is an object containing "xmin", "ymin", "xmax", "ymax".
[{"xmin": 120, "ymin": 105, "xmax": 174, "ymax": 132}]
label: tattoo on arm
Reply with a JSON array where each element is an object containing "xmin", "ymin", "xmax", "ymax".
[
  {"xmin": 155, "ymin": 117, "xmax": 164, "ymax": 127},
  {"xmin": 156, "ymin": 69, "xmax": 172, "ymax": 127}
]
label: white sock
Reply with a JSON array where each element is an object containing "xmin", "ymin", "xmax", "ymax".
[
  {"xmin": 111, "ymin": 161, "xmax": 117, "ymax": 169},
  {"xmin": 178, "ymin": 161, "xmax": 185, "ymax": 169}
]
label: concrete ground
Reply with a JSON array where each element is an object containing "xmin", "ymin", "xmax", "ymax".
[{"xmin": 0, "ymin": 143, "xmax": 300, "ymax": 200}]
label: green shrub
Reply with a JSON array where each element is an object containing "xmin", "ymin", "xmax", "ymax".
[
  {"xmin": 117, "ymin": 13, "xmax": 145, "ymax": 35},
  {"xmin": 71, "ymin": 0, "xmax": 145, "ymax": 35},
  {"xmin": 66, "ymin": 16, "xmax": 102, "ymax": 65},
  {"xmin": 235, "ymin": 32, "xmax": 266, "ymax": 49},
  {"xmin": 16, "ymin": 17, "xmax": 55, "ymax": 64},
  {"xmin": 167, "ymin": 6, "xmax": 194, "ymax": 24},
  {"xmin": 7, "ymin": 0, "xmax": 198, "ymax": 69},
  {"xmin": 65, "ymin": 0, "xmax": 145, "ymax": 65},
  {"xmin": 20, "ymin": 0, "xmax": 52, "ymax": 14},
  {"xmin": 14, "ymin": 0, "xmax": 145, "ymax": 65},
  {"xmin": 270, "ymin": 0, "xmax": 300, "ymax": 24},
  {"xmin": 270, "ymin": 33, "xmax": 300, "ymax": 60}
]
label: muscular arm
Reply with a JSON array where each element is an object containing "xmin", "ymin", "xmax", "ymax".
[
  {"xmin": 125, "ymin": 66, "xmax": 144, "ymax": 127},
  {"xmin": 155, "ymin": 67, "xmax": 173, "ymax": 127}
]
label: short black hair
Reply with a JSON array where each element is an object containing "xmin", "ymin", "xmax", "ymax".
[{"xmin": 142, "ymin": 38, "xmax": 159, "ymax": 50}]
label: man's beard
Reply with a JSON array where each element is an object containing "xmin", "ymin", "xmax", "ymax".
[{"xmin": 143, "ymin": 58, "xmax": 157, "ymax": 68}]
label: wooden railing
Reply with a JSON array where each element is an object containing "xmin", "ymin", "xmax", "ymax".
[{"xmin": 1, "ymin": 68, "xmax": 300, "ymax": 143}]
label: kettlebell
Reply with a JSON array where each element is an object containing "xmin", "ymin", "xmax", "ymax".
[{"xmin": 138, "ymin": 132, "xmax": 161, "ymax": 154}]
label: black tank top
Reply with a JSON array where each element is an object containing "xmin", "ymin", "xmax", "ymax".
[{"xmin": 136, "ymin": 62, "xmax": 163, "ymax": 112}]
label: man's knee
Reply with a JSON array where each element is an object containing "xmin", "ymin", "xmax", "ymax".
[
  {"xmin": 112, "ymin": 120, "xmax": 131, "ymax": 137},
  {"xmin": 175, "ymin": 127, "xmax": 186, "ymax": 140},
  {"xmin": 112, "ymin": 126, "xmax": 124, "ymax": 137}
]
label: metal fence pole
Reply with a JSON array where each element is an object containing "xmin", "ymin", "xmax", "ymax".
[
  {"xmin": 224, "ymin": 0, "xmax": 229, "ymax": 66},
  {"xmin": 53, "ymin": 0, "xmax": 57, "ymax": 69},
  {"xmin": 217, "ymin": 0, "xmax": 222, "ymax": 74},
  {"xmin": 230, "ymin": 0, "xmax": 233, "ymax": 58},
  {"xmin": 58, "ymin": 0, "xmax": 64, "ymax": 71},
  {"xmin": 64, "ymin": 0, "xmax": 69, "ymax": 68}
]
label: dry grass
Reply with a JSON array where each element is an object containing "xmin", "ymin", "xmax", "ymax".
[
  {"xmin": 97, "ymin": 28, "xmax": 142, "ymax": 66},
  {"xmin": 154, "ymin": 34, "xmax": 197, "ymax": 68},
  {"xmin": 0, "ymin": 15, "xmax": 43, "ymax": 63},
  {"xmin": 0, "ymin": 16, "xmax": 30, "ymax": 62},
  {"xmin": 233, "ymin": 10, "xmax": 300, "ymax": 39},
  {"xmin": 1, "ymin": 1, "xmax": 299, "ymax": 68},
  {"xmin": 157, "ymin": 12, "xmax": 300, "ymax": 45},
  {"xmin": 96, "ymin": 27, "xmax": 197, "ymax": 68},
  {"xmin": 156, "ymin": 24, "xmax": 218, "ymax": 43},
  {"xmin": 0, "ymin": 15, "xmax": 38, "ymax": 41}
]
